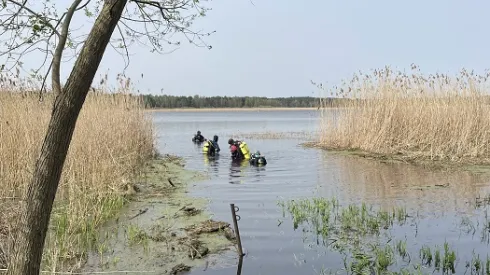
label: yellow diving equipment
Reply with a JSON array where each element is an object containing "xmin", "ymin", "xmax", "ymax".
[
  {"xmin": 239, "ymin": 141, "xmax": 250, "ymax": 159},
  {"xmin": 202, "ymin": 140, "xmax": 211, "ymax": 154}
]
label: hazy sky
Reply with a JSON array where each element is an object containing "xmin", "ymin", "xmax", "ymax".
[{"xmin": 4, "ymin": 0, "xmax": 490, "ymax": 97}]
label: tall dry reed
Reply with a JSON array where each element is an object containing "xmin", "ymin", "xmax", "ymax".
[
  {"xmin": 318, "ymin": 64, "xmax": 490, "ymax": 163},
  {"xmin": 0, "ymin": 74, "xmax": 155, "ymax": 271}
]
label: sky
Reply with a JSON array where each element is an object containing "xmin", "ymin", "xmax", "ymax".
[{"xmin": 3, "ymin": 0, "xmax": 490, "ymax": 97}]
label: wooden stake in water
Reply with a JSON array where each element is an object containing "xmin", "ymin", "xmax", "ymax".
[
  {"xmin": 236, "ymin": 254, "xmax": 244, "ymax": 275},
  {"xmin": 230, "ymin": 203, "xmax": 244, "ymax": 257}
]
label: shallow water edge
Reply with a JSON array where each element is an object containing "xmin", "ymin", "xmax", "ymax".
[
  {"xmin": 80, "ymin": 154, "xmax": 238, "ymax": 274},
  {"xmin": 302, "ymin": 141, "xmax": 490, "ymax": 176}
]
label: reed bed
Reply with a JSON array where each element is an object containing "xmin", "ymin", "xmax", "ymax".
[
  {"xmin": 318, "ymin": 65, "xmax": 490, "ymax": 164},
  {"xmin": 0, "ymin": 75, "xmax": 155, "ymax": 271}
]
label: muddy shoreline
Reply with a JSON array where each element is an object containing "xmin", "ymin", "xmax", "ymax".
[{"xmin": 80, "ymin": 154, "xmax": 237, "ymax": 274}]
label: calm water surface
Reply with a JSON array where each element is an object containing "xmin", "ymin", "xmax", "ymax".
[{"xmin": 152, "ymin": 110, "xmax": 490, "ymax": 275}]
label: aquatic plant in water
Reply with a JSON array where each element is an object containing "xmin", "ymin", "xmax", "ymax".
[
  {"xmin": 278, "ymin": 197, "xmax": 490, "ymax": 274},
  {"xmin": 278, "ymin": 198, "xmax": 406, "ymax": 247}
]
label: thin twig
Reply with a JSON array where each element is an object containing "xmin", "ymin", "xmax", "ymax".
[
  {"xmin": 6, "ymin": 0, "xmax": 60, "ymax": 35},
  {"xmin": 129, "ymin": 208, "xmax": 149, "ymax": 220},
  {"xmin": 115, "ymin": 23, "xmax": 130, "ymax": 71},
  {"xmin": 167, "ymin": 178, "xmax": 175, "ymax": 187}
]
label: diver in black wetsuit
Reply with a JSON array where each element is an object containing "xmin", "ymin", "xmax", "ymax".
[
  {"xmin": 203, "ymin": 135, "xmax": 221, "ymax": 156},
  {"xmin": 192, "ymin": 130, "xmax": 205, "ymax": 143},
  {"xmin": 249, "ymin": 151, "xmax": 267, "ymax": 166}
]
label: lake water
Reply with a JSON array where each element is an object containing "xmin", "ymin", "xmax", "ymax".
[{"xmin": 152, "ymin": 110, "xmax": 490, "ymax": 275}]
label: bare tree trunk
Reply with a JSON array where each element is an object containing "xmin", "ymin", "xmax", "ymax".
[{"xmin": 6, "ymin": 0, "xmax": 128, "ymax": 274}]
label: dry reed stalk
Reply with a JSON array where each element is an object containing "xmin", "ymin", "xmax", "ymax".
[
  {"xmin": 0, "ymin": 73, "xmax": 155, "ymax": 271},
  {"xmin": 318, "ymin": 65, "xmax": 490, "ymax": 163}
]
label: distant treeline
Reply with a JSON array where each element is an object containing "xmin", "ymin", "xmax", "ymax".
[{"xmin": 142, "ymin": 95, "xmax": 337, "ymax": 109}]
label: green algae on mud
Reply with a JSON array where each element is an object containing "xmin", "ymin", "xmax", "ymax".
[
  {"xmin": 80, "ymin": 154, "xmax": 236, "ymax": 274},
  {"xmin": 302, "ymin": 141, "xmax": 490, "ymax": 176}
]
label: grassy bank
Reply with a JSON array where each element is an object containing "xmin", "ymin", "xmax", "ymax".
[
  {"xmin": 316, "ymin": 65, "xmax": 490, "ymax": 166},
  {"xmin": 0, "ymin": 88, "xmax": 154, "ymax": 271}
]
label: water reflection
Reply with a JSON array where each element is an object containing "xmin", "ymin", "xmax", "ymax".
[
  {"xmin": 229, "ymin": 159, "xmax": 248, "ymax": 184},
  {"xmin": 227, "ymin": 159, "xmax": 268, "ymax": 185},
  {"xmin": 249, "ymin": 165, "xmax": 266, "ymax": 183},
  {"xmin": 203, "ymin": 153, "xmax": 220, "ymax": 176},
  {"xmin": 316, "ymin": 151, "xmax": 490, "ymax": 216},
  {"xmin": 193, "ymin": 141, "xmax": 204, "ymax": 148},
  {"xmin": 236, "ymin": 256, "xmax": 243, "ymax": 275}
]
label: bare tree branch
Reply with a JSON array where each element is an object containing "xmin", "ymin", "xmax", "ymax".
[
  {"xmin": 115, "ymin": 23, "xmax": 130, "ymax": 71},
  {"xmin": 39, "ymin": 60, "xmax": 53, "ymax": 101},
  {"xmin": 51, "ymin": 0, "xmax": 83, "ymax": 97},
  {"xmin": 75, "ymin": 0, "xmax": 93, "ymax": 12},
  {"xmin": 7, "ymin": 0, "xmax": 60, "ymax": 36},
  {"xmin": 0, "ymin": 1, "xmax": 63, "ymax": 93},
  {"xmin": 120, "ymin": 0, "xmax": 215, "ymax": 52},
  {"xmin": 0, "ymin": 0, "xmax": 215, "ymax": 97}
]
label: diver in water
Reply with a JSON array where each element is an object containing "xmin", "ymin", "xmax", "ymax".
[
  {"xmin": 228, "ymin": 138, "xmax": 250, "ymax": 160},
  {"xmin": 192, "ymin": 130, "xmax": 205, "ymax": 143},
  {"xmin": 211, "ymin": 135, "xmax": 220, "ymax": 153},
  {"xmin": 203, "ymin": 135, "xmax": 220, "ymax": 156},
  {"xmin": 230, "ymin": 144, "xmax": 241, "ymax": 160},
  {"xmin": 249, "ymin": 151, "xmax": 267, "ymax": 166}
]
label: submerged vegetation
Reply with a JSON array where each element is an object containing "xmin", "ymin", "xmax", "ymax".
[
  {"xmin": 0, "ymin": 75, "xmax": 155, "ymax": 271},
  {"xmin": 278, "ymin": 197, "xmax": 490, "ymax": 274},
  {"xmin": 317, "ymin": 64, "xmax": 490, "ymax": 166}
]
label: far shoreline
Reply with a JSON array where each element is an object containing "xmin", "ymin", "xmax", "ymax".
[{"xmin": 144, "ymin": 107, "xmax": 320, "ymax": 112}]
